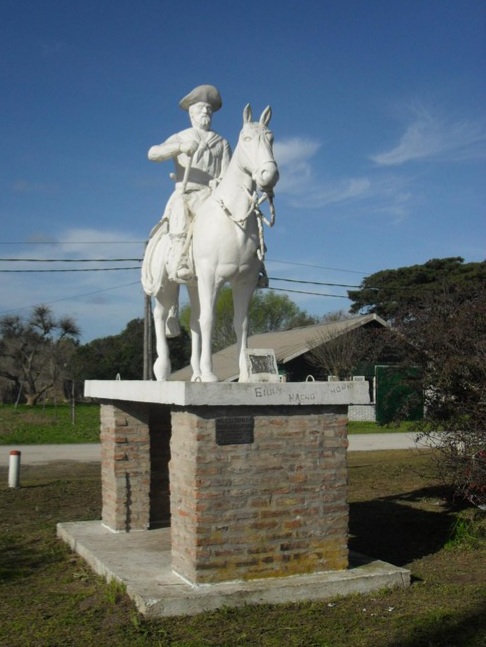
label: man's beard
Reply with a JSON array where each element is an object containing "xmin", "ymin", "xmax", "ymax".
[{"xmin": 197, "ymin": 116, "xmax": 211, "ymax": 130}]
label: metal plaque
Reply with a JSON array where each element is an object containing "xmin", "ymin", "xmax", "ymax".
[
  {"xmin": 215, "ymin": 416, "xmax": 254, "ymax": 446},
  {"xmin": 244, "ymin": 348, "xmax": 280, "ymax": 383}
]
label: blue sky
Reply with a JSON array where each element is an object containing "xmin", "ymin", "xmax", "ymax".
[{"xmin": 1, "ymin": 0, "xmax": 485, "ymax": 342}]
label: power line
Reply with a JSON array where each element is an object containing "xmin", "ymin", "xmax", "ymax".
[
  {"xmin": 0, "ymin": 281, "xmax": 350, "ymax": 321},
  {"xmin": 0, "ymin": 267, "xmax": 140, "ymax": 273},
  {"xmin": 0, "ymin": 241, "xmax": 145, "ymax": 245},
  {"xmin": 0, "ymin": 266, "xmax": 359, "ymax": 289},
  {"xmin": 0, "ymin": 258, "xmax": 358, "ymax": 287},
  {"xmin": 0, "ymin": 282, "xmax": 142, "ymax": 316},
  {"xmin": 0, "ymin": 245, "xmax": 369, "ymax": 274},
  {"xmin": 267, "ymin": 258, "xmax": 367, "ymax": 275},
  {"xmin": 269, "ymin": 287, "xmax": 350, "ymax": 299},
  {"xmin": 269, "ymin": 277, "xmax": 360, "ymax": 289},
  {"xmin": 0, "ymin": 257, "xmax": 142, "ymax": 262}
]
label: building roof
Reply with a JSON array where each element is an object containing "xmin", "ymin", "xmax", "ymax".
[{"xmin": 170, "ymin": 313, "xmax": 388, "ymax": 382}]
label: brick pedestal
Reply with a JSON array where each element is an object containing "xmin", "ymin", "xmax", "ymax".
[
  {"xmin": 89, "ymin": 381, "xmax": 369, "ymax": 583},
  {"xmin": 100, "ymin": 402, "xmax": 151, "ymax": 531},
  {"xmin": 170, "ymin": 405, "xmax": 348, "ymax": 584}
]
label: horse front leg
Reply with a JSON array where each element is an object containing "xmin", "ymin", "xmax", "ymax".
[
  {"xmin": 232, "ymin": 275, "xmax": 259, "ymax": 382},
  {"xmin": 152, "ymin": 284, "xmax": 179, "ymax": 381}
]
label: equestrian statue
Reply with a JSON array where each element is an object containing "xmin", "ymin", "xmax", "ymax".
[{"xmin": 141, "ymin": 85, "xmax": 279, "ymax": 382}]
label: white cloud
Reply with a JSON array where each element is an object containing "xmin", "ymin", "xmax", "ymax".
[
  {"xmin": 371, "ymin": 105, "xmax": 486, "ymax": 166},
  {"xmin": 273, "ymin": 137, "xmax": 321, "ymax": 193},
  {"xmin": 290, "ymin": 174, "xmax": 412, "ymax": 222},
  {"xmin": 274, "ymin": 137, "xmax": 321, "ymax": 166},
  {"xmin": 272, "ymin": 136, "xmax": 412, "ymax": 219},
  {"xmin": 301, "ymin": 177, "xmax": 372, "ymax": 208}
]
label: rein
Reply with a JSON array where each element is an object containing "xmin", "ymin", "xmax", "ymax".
[{"xmin": 212, "ymin": 187, "xmax": 276, "ymax": 262}]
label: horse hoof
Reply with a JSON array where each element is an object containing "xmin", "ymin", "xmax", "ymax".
[
  {"xmin": 201, "ymin": 373, "xmax": 219, "ymax": 383},
  {"xmin": 154, "ymin": 358, "xmax": 170, "ymax": 381}
]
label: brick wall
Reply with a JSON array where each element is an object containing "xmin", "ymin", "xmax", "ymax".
[
  {"xmin": 169, "ymin": 405, "xmax": 349, "ymax": 584},
  {"xmin": 100, "ymin": 402, "xmax": 151, "ymax": 532}
]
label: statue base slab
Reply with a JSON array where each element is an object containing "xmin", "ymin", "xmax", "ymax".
[{"xmin": 57, "ymin": 521, "xmax": 410, "ymax": 617}]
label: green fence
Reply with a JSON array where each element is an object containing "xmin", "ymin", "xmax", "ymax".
[{"xmin": 375, "ymin": 365, "xmax": 423, "ymax": 423}]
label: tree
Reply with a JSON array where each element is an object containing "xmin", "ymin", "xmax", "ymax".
[
  {"xmin": 0, "ymin": 305, "xmax": 80, "ymax": 406},
  {"xmin": 319, "ymin": 310, "xmax": 353, "ymax": 323},
  {"xmin": 348, "ymin": 257, "xmax": 486, "ymax": 320},
  {"xmin": 381, "ymin": 285, "xmax": 486, "ymax": 505},
  {"xmin": 180, "ymin": 288, "xmax": 318, "ymax": 352},
  {"xmin": 307, "ymin": 326, "xmax": 379, "ymax": 380}
]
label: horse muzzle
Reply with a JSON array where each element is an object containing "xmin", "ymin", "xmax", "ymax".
[{"xmin": 254, "ymin": 162, "xmax": 279, "ymax": 192}]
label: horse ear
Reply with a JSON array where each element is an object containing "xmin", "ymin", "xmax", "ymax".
[
  {"xmin": 260, "ymin": 106, "xmax": 272, "ymax": 126},
  {"xmin": 243, "ymin": 104, "xmax": 252, "ymax": 123}
]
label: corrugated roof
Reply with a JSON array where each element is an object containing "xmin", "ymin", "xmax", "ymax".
[{"xmin": 170, "ymin": 313, "xmax": 388, "ymax": 382}]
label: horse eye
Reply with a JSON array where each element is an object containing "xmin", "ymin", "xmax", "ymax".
[{"xmin": 243, "ymin": 136, "xmax": 252, "ymax": 142}]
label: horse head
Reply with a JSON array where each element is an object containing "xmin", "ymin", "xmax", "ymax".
[{"xmin": 240, "ymin": 104, "xmax": 279, "ymax": 194}]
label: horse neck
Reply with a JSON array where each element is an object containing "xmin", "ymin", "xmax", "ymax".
[{"xmin": 213, "ymin": 147, "xmax": 254, "ymax": 214}]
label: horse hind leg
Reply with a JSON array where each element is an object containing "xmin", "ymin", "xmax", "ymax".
[
  {"xmin": 152, "ymin": 282, "xmax": 180, "ymax": 381},
  {"xmin": 186, "ymin": 283, "xmax": 202, "ymax": 381},
  {"xmin": 197, "ymin": 273, "xmax": 224, "ymax": 382}
]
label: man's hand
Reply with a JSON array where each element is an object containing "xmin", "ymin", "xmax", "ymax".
[{"xmin": 180, "ymin": 141, "xmax": 199, "ymax": 157}]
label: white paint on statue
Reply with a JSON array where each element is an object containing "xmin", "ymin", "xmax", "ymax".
[{"xmin": 141, "ymin": 85, "xmax": 279, "ymax": 383}]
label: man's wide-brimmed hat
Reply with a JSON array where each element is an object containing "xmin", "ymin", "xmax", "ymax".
[{"xmin": 179, "ymin": 84, "xmax": 222, "ymax": 112}]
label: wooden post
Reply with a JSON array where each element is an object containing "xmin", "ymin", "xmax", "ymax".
[{"xmin": 143, "ymin": 293, "xmax": 153, "ymax": 380}]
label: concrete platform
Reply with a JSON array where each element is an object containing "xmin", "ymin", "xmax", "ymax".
[
  {"xmin": 57, "ymin": 521, "xmax": 410, "ymax": 617},
  {"xmin": 84, "ymin": 379, "xmax": 370, "ymax": 407}
]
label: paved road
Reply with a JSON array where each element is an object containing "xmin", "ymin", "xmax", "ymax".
[
  {"xmin": 0, "ymin": 443, "xmax": 102, "ymax": 466},
  {"xmin": 0, "ymin": 433, "xmax": 420, "ymax": 466}
]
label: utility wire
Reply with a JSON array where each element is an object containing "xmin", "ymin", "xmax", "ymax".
[
  {"xmin": 0, "ymin": 265, "xmax": 360, "ymax": 289},
  {"xmin": 268, "ymin": 258, "xmax": 367, "ymax": 274},
  {"xmin": 269, "ymin": 277, "xmax": 360, "ymax": 288},
  {"xmin": 0, "ymin": 265, "xmax": 359, "ymax": 291},
  {"xmin": 0, "ymin": 260, "xmax": 360, "ymax": 286},
  {"xmin": 270, "ymin": 287, "xmax": 350, "ymax": 299},
  {"xmin": 0, "ymin": 282, "xmax": 142, "ymax": 315},
  {"xmin": 0, "ymin": 257, "xmax": 142, "ymax": 262},
  {"xmin": 0, "ymin": 244, "xmax": 368, "ymax": 274},
  {"xmin": 0, "ymin": 244, "xmax": 369, "ymax": 275},
  {"xmin": 0, "ymin": 241, "xmax": 144, "ymax": 245},
  {"xmin": 0, "ymin": 267, "xmax": 140, "ymax": 273}
]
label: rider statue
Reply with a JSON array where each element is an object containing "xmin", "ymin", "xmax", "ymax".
[{"xmin": 147, "ymin": 84, "xmax": 231, "ymax": 283}]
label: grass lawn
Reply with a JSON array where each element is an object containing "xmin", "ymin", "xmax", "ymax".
[
  {"xmin": 0, "ymin": 404, "xmax": 414, "ymax": 445},
  {"xmin": 0, "ymin": 450, "xmax": 485, "ymax": 646},
  {"xmin": 348, "ymin": 420, "xmax": 416, "ymax": 434},
  {"xmin": 0, "ymin": 404, "xmax": 100, "ymax": 444}
]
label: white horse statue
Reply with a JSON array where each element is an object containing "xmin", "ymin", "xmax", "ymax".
[{"xmin": 142, "ymin": 105, "xmax": 279, "ymax": 382}]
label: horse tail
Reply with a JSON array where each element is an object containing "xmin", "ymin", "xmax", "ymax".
[{"xmin": 141, "ymin": 220, "xmax": 169, "ymax": 296}]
